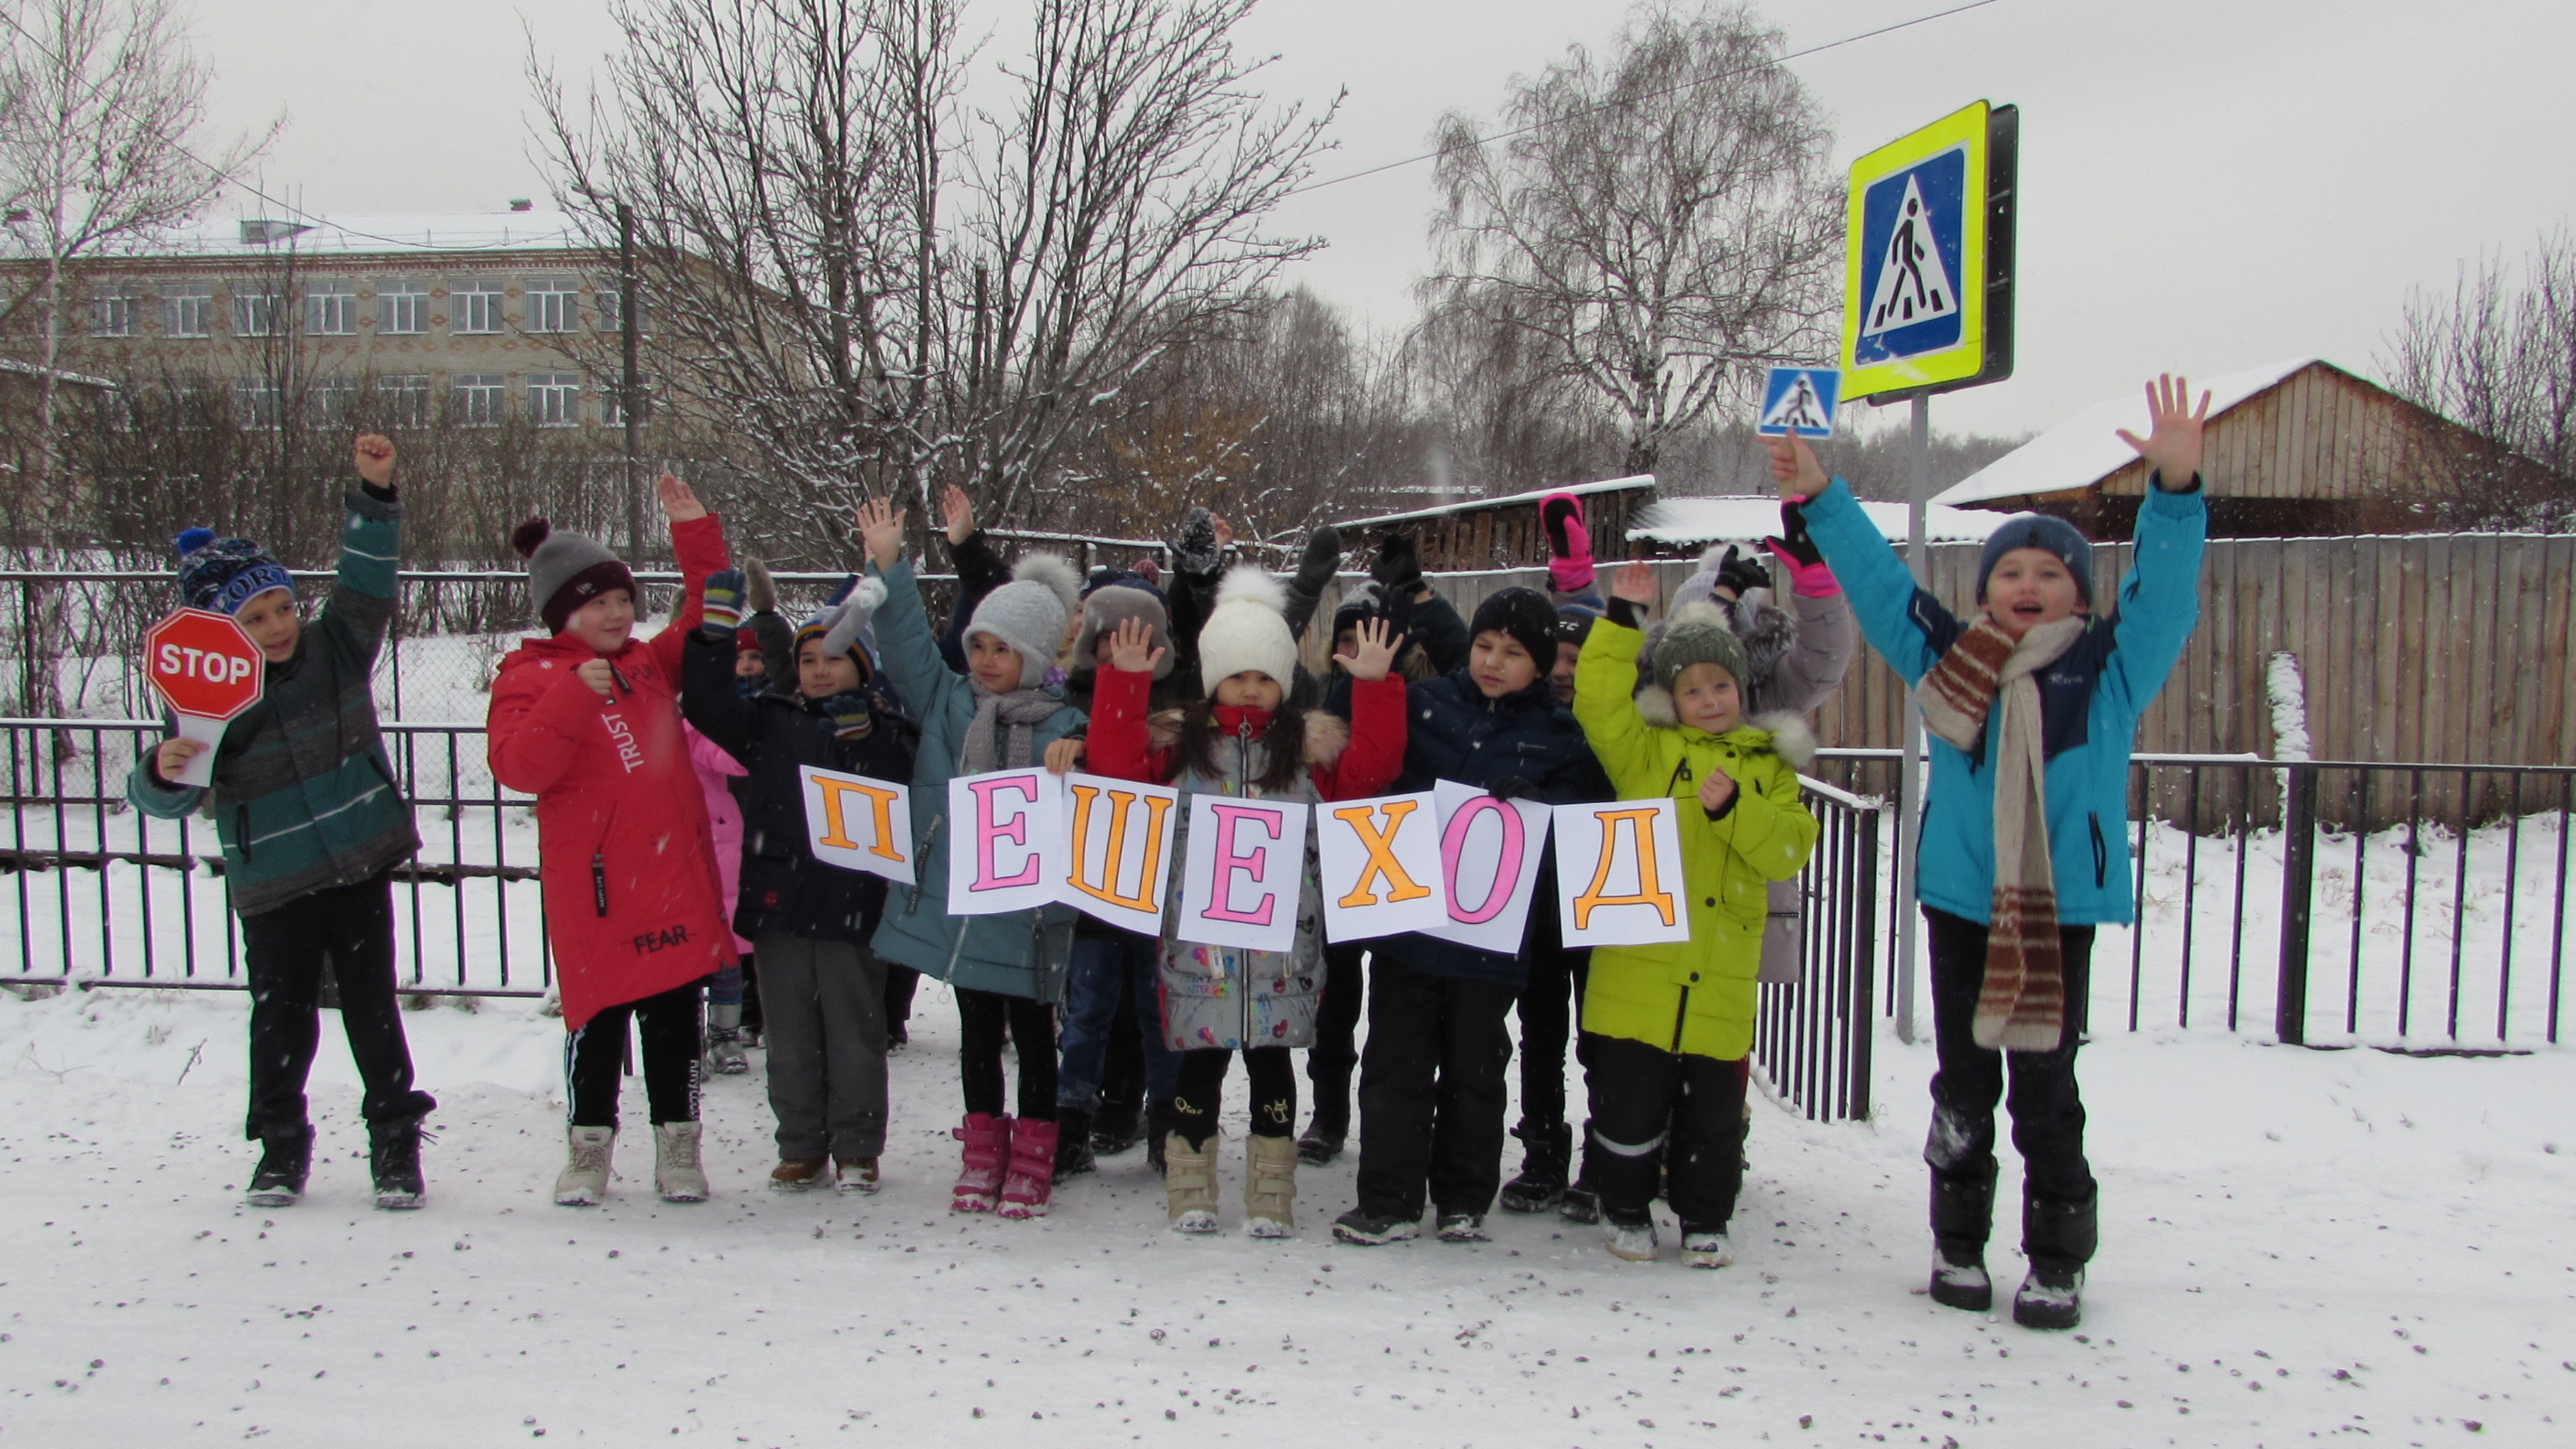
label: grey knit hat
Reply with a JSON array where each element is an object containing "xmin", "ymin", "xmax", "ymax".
[
  {"xmin": 1650, "ymin": 599, "xmax": 1751, "ymax": 695},
  {"xmin": 966, "ymin": 553, "xmax": 1082, "ymax": 689},
  {"xmin": 511, "ymin": 517, "xmax": 636, "ymax": 633},
  {"xmin": 1072, "ymin": 575, "xmax": 1175, "ymax": 681}
]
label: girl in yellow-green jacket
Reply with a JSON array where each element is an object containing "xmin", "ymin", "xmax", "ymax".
[{"xmin": 1570, "ymin": 561, "xmax": 1819, "ymax": 1269}]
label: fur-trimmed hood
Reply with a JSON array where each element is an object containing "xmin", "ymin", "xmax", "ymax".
[{"xmin": 1628, "ymin": 694, "xmax": 1817, "ymax": 767}]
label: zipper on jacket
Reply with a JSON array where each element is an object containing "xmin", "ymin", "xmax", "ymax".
[
  {"xmin": 905, "ymin": 813, "xmax": 946, "ymax": 915},
  {"xmin": 592, "ymin": 853, "xmax": 610, "ymax": 917},
  {"xmin": 2088, "ymin": 813, "xmax": 2108, "ymax": 888},
  {"xmin": 235, "ymin": 804, "xmax": 252, "ymax": 861},
  {"xmin": 1669, "ymin": 988, "xmax": 1690, "ymax": 1053}
]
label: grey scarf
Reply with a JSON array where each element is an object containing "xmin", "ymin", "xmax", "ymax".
[{"xmin": 960, "ymin": 682, "xmax": 1064, "ymax": 775}]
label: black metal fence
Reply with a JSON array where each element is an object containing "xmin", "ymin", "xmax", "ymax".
[{"xmin": 1756, "ymin": 775, "xmax": 1881, "ymax": 1122}]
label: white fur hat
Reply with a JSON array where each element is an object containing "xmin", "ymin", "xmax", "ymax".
[
  {"xmin": 966, "ymin": 553, "xmax": 1082, "ymax": 689},
  {"xmin": 1197, "ymin": 564, "xmax": 1297, "ymax": 695}
]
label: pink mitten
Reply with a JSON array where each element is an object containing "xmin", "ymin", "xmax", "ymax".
[{"xmin": 1540, "ymin": 491, "xmax": 1593, "ymax": 593}]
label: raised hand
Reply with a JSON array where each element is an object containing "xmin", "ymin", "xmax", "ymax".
[
  {"xmin": 700, "ymin": 569, "xmax": 747, "ymax": 639},
  {"xmin": 1334, "ymin": 616, "xmax": 1402, "ymax": 682},
  {"xmin": 352, "ymin": 434, "xmax": 395, "ymax": 488},
  {"xmin": 1611, "ymin": 559, "xmax": 1658, "ymax": 607},
  {"xmin": 657, "ymin": 474, "xmax": 707, "ymax": 522},
  {"xmin": 1106, "ymin": 616, "xmax": 1165, "ymax": 676},
  {"xmin": 942, "ymin": 486, "xmax": 976, "ymax": 547},
  {"xmin": 1765, "ymin": 434, "xmax": 1828, "ymax": 500},
  {"xmin": 855, "ymin": 498, "xmax": 907, "ymax": 572},
  {"xmin": 1210, "ymin": 514, "xmax": 1235, "ymax": 553},
  {"xmin": 2116, "ymin": 373, "xmax": 2214, "ymax": 490},
  {"xmin": 1699, "ymin": 767, "xmax": 1736, "ymax": 813}
]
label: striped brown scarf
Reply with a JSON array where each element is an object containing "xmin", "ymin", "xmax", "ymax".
[{"xmin": 1919, "ymin": 614, "xmax": 2086, "ymax": 1051}]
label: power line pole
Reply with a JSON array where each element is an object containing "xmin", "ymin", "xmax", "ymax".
[{"xmin": 618, "ymin": 201, "xmax": 643, "ymax": 557}]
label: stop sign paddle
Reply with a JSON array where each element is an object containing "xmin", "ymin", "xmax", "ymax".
[{"xmin": 142, "ymin": 607, "xmax": 267, "ymax": 788}]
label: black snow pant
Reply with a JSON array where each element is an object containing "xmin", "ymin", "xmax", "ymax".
[
  {"xmin": 1171, "ymin": 1045, "xmax": 1297, "ymax": 1148},
  {"xmin": 1583, "ymin": 1032, "xmax": 1748, "ymax": 1232},
  {"xmin": 957, "ymin": 986, "xmax": 1057, "ymax": 1122},
  {"xmin": 1304, "ymin": 942, "xmax": 1366, "ymax": 1121},
  {"xmin": 1514, "ymin": 930, "xmax": 1591, "ymax": 1132},
  {"xmin": 566, "ymin": 978, "xmax": 705, "ymax": 1128},
  {"xmin": 240, "ymin": 871, "xmax": 434, "ymax": 1140},
  {"xmin": 1923, "ymin": 907, "xmax": 2099, "ymax": 1265},
  {"xmin": 1354, "ymin": 951, "xmax": 1518, "ymax": 1220},
  {"xmin": 755, "ymin": 933, "xmax": 890, "ymax": 1161},
  {"xmin": 884, "ymin": 963, "xmax": 921, "ymax": 1042}
]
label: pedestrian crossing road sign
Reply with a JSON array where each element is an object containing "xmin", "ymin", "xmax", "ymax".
[
  {"xmin": 1756, "ymin": 367, "xmax": 1841, "ymax": 438},
  {"xmin": 1841, "ymin": 101, "xmax": 2018, "ymax": 402}
]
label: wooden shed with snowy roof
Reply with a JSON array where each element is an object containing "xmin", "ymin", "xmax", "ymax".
[
  {"xmin": 1338, "ymin": 475, "xmax": 1655, "ymax": 572},
  {"xmin": 1935, "ymin": 359, "xmax": 2561, "ymax": 538}
]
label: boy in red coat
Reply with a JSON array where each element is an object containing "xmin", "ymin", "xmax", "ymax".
[{"xmin": 488, "ymin": 475, "xmax": 735, "ymax": 1207}]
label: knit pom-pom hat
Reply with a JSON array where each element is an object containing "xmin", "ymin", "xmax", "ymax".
[
  {"xmin": 1648, "ymin": 598, "xmax": 1752, "ymax": 697},
  {"xmin": 1468, "ymin": 586, "xmax": 1558, "ymax": 668},
  {"xmin": 966, "ymin": 553, "xmax": 1081, "ymax": 689},
  {"xmin": 173, "ymin": 527, "xmax": 295, "ymax": 616},
  {"xmin": 512, "ymin": 517, "xmax": 637, "ymax": 634},
  {"xmin": 1196, "ymin": 564, "xmax": 1296, "ymax": 695},
  {"xmin": 795, "ymin": 574, "xmax": 889, "ymax": 675}
]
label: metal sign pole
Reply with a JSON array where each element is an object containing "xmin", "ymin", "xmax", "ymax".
[{"xmin": 1894, "ymin": 393, "xmax": 1930, "ymax": 1045}]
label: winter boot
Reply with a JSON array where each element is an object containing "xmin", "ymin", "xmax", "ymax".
[
  {"xmin": 553, "ymin": 1126, "xmax": 616, "ymax": 1207},
  {"xmin": 1435, "ymin": 1210, "xmax": 1490, "ymax": 1244},
  {"xmin": 1498, "ymin": 1119, "xmax": 1572, "ymax": 1214},
  {"xmin": 1558, "ymin": 1119, "xmax": 1605, "ymax": 1224},
  {"xmin": 2012, "ymin": 1189, "xmax": 2098, "ymax": 1331},
  {"xmin": 770, "ymin": 1158, "xmax": 830, "ymax": 1192},
  {"xmin": 1296, "ymin": 1090, "xmax": 1349, "ymax": 1166},
  {"xmin": 1928, "ymin": 1166, "xmax": 1998, "ymax": 1312},
  {"xmin": 1244, "ymin": 1133, "xmax": 1298, "ymax": 1239},
  {"xmin": 653, "ymin": 1121, "xmax": 709, "ymax": 1203},
  {"xmin": 1163, "ymin": 1132, "xmax": 1219, "ymax": 1234},
  {"xmin": 368, "ymin": 1113, "xmax": 429, "ymax": 1211},
  {"xmin": 1053, "ymin": 1108, "xmax": 1098, "ymax": 1181},
  {"xmin": 998, "ymin": 1118, "xmax": 1059, "ymax": 1218},
  {"xmin": 1680, "ymin": 1226, "xmax": 1733, "ymax": 1270},
  {"xmin": 244, "ymin": 1126, "xmax": 313, "ymax": 1208},
  {"xmin": 1330, "ymin": 1206, "xmax": 1421, "ymax": 1246},
  {"xmin": 705, "ymin": 1004, "xmax": 749, "ymax": 1076},
  {"xmin": 1089, "ymin": 1098, "xmax": 1145, "ymax": 1156},
  {"xmin": 1145, "ymin": 1101, "xmax": 1175, "ymax": 1176},
  {"xmin": 833, "ymin": 1156, "xmax": 881, "ymax": 1195},
  {"xmin": 950, "ymin": 1112, "xmax": 1009, "ymax": 1214},
  {"xmin": 1603, "ymin": 1212, "xmax": 1658, "ymax": 1262}
]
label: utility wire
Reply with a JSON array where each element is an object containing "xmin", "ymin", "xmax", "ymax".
[{"xmin": 1283, "ymin": 0, "xmax": 2005, "ymax": 198}]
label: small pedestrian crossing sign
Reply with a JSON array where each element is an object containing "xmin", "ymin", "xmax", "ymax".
[{"xmin": 1757, "ymin": 367, "xmax": 1840, "ymax": 438}]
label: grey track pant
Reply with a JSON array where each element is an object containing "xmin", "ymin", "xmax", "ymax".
[{"xmin": 756, "ymin": 933, "xmax": 890, "ymax": 1160}]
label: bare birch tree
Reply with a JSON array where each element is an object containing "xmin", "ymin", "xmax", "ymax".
[
  {"xmin": 2382, "ymin": 228, "xmax": 2576, "ymax": 528},
  {"xmin": 1421, "ymin": 0, "xmax": 1841, "ymax": 478},
  {"xmin": 0, "ymin": 0, "xmax": 269, "ymax": 505},
  {"xmin": 534, "ymin": 0, "xmax": 1334, "ymax": 557}
]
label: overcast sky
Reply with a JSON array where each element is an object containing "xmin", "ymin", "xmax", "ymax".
[{"xmin": 187, "ymin": 0, "xmax": 2576, "ymax": 440}]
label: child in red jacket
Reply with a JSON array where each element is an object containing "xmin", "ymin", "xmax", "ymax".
[{"xmin": 488, "ymin": 475, "xmax": 735, "ymax": 1208}]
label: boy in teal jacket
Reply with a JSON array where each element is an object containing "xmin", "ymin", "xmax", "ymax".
[
  {"xmin": 127, "ymin": 435, "xmax": 434, "ymax": 1212},
  {"xmin": 1781, "ymin": 375, "xmax": 2211, "ymax": 1331}
]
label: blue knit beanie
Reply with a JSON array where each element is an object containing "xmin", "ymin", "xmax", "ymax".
[
  {"xmin": 173, "ymin": 528, "xmax": 294, "ymax": 616},
  {"xmin": 1976, "ymin": 514, "xmax": 2094, "ymax": 606}
]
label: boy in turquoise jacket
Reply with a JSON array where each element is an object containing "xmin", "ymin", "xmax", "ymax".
[{"xmin": 1781, "ymin": 374, "xmax": 2211, "ymax": 1331}]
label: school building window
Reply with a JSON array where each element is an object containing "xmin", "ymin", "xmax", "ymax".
[
  {"xmin": 231, "ymin": 291, "xmax": 285, "ymax": 338},
  {"xmin": 234, "ymin": 376, "xmax": 284, "ymax": 429},
  {"xmin": 451, "ymin": 280, "xmax": 506, "ymax": 335},
  {"xmin": 89, "ymin": 284, "xmax": 138, "ymax": 338},
  {"xmin": 595, "ymin": 287, "xmax": 642, "ymax": 335},
  {"xmin": 523, "ymin": 279, "xmax": 579, "ymax": 334},
  {"xmin": 379, "ymin": 281, "xmax": 429, "ymax": 335},
  {"xmin": 600, "ymin": 371, "xmax": 649, "ymax": 428},
  {"xmin": 379, "ymin": 374, "xmax": 432, "ymax": 428},
  {"xmin": 529, "ymin": 372, "xmax": 581, "ymax": 427},
  {"xmin": 307, "ymin": 376, "xmax": 357, "ymax": 426},
  {"xmin": 307, "ymin": 284, "xmax": 360, "ymax": 336},
  {"xmin": 162, "ymin": 283, "xmax": 213, "ymax": 338},
  {"xmin": 450, "ymin": 373, "xmax": 507, "ymax": 426}
]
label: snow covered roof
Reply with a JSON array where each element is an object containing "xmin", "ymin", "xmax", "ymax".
[
  {"xmin": 1340, "ymin": 474, "xmax": 1654, "ymax": 529},
  {"xmin": 1935, "ymin": 359, "xmax": 2322, "ymax": 507},
  {"xmin": 1630, "ymin": 494, "xmax": 2004, "ymax": 546},
  {"xmin": 92, "ymin": 211, "xmax": 597, "ymax": 261}
]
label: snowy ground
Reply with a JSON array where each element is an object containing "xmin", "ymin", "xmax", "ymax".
[{"xmin": 2, "ymin": 982, "xmax": 2569, "ymax": 1445}]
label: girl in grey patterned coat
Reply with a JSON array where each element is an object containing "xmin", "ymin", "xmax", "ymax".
[{"xmin": 1086, "ymin": 566, "xmax": 1405, "ymax": 1237}]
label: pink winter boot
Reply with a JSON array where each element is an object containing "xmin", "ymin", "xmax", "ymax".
[
  {"xmin": 951, "ymin": 1112, "xmax": 1010, "ymax": 1214},
  {"xmin": 997, "ymin": 1117, "xmax": 1059, "ymax": 1219}
]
